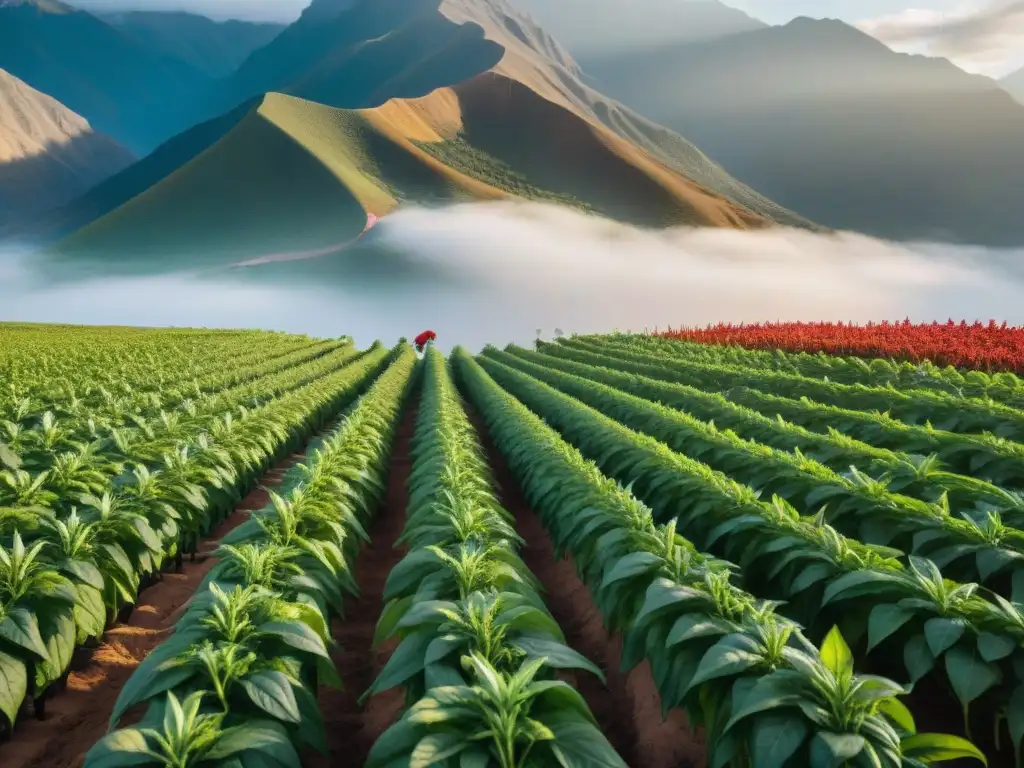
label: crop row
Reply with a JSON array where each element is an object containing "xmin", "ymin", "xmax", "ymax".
[
  {"xmin": 653, "ymin": 319, "xmax": 1024, "ymax": 376},
  {"xmin": 534, "ymin": 340, "xmax": 1024, "ymax": 489},
  {"xmin": 592, "ymin": 333, "xmax": 1024, "ymax": 407},
  {"xmin": 1, "ymin": 342, "xmax": 374, "ymax": 515},
  {"xmin": 451, "ymin": 348, "xmax": 982, "ymax": 768},
  {"xmin": 491, "ymin": 346, "xmax": 1024, "ymax": 584},
  {"xmin": 544, "ymin": 338, "xmax": 1024, "ymax": 441},
  {"xmin": 365, "ymin": 347, "xmax": 623, "ymax": 767},
  {"xmin": 83, "ymin": 346, "xmax": 418, "ymax": 767},
  {"xmin": 0, "ymin": 328, "xmax": 333, "ymax": 424},
  {"xmin": 474, "ymin": 349, "xmax": 1024, "ymax": 755},
  {"xmin": 0, "ymin": 343, "xmax": 395, "ymax": 734},
  {"xmin": 500, "ymin": 344, "xmax": 1024, "ymax": 512}
]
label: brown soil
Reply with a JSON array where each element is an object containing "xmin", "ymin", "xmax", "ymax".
[
  {"xmin": 468, "ymin": 411, "xmax": 707, "ymax": 768},
  {"xmin": 0, "ymin": 453, "xmax": 305, "ymax": 768},
  {"xmin": 307, "ymin": 396, "xmax": 419, "ymax": 767}
]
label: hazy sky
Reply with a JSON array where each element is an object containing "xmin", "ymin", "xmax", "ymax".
[{"xmin": 67, "ymin": 0, "xmax": 1023, "ymax": 77}]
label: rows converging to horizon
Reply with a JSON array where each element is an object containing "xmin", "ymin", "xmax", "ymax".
[{"xmin": 2, "ymin": 321, "xmax": 1023, "ymax": 766}]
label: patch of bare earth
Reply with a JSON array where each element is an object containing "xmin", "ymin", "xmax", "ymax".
[
  {"xmin": 0, "ymin": 453, "xmax": 306, "ymax": 768},
  {"xmin": 307, "ymin": 396, "xmax": 419, "ymax": 767},
  {"xmin": 469, "ymin": 410, "xmax": 706, "ymax": 768}
]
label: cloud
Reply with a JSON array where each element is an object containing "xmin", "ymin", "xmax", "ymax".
[
  {"xmin": 857, "ymin": 1, "xmax": 1024, "ymax": 77},
  {"xmin": 5, "ymin": 201, "xmax": 1023, "ymax": 352}
]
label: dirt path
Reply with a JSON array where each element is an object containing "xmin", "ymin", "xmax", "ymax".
[
  {"xmin": 468, "ymin": 411, "xmax": 706, "ymax": 768},
  {"xmin": 308, "ymin": 396, "xmax": 419, "ymax": 767},
  {"xmin": 0, "ymin": 453, "xmax": 306, "ymax": 768}
]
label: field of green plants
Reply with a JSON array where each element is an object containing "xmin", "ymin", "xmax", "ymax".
[{"xmin": 2, "ymin": 322, "xmax": 1022, "ymax": 768}]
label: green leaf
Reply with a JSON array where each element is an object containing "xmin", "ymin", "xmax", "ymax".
[
  {"xmin": 820, "ymin": 626, "xmax": 853, "ymax": 679},
  {"xmin": 687, "ymin": 635, "xmax": 762, "ymax": 691},
  {"xmin": 599, "ymin": 551, "xmax": 664, "ymax": 589},
  {"xmin": 900, "ymin": 733, "xmax": 988, "ymax": 765},
  {"xmin": 866, "ymin": 605, "xmax": 914, "ymax": 652},
  {"xmin": 548, "ymin": 720, "xmax": 628, "ymax": 768},
  {"xmin": 241, "ymin": 670, "xmax": 301, "ymax": 724},
  {"xmin": 373, "ymin": 596, "xmax": 413, "ymax": 648},
  {"xmin": 751, "ymin": 713, "xmax": 809, "ymax": 768},
  {"xmin": 363, "ymin": 630, "xmax": 432, "ymax": 700},
  {"xmin": 944, "ymin": 647, "xmax": 1000, "ymax": 708},
  {"xmin": 83, "ymin": 728, "xmax": 158, "ymax": 768},
  {"xmin": 810, "ymin": 732, "xmax": 866, "ymax": 768},
  {"xmin": 0, "ymin": 608, "xmax": 50, "ymax": 660},
  {"xmin": 976, "ymin": 632, "xmax": 1017, "ymax": 662},
  {"xmin": 904, "ymin": 635, "xmax": 935, "ymax": 684},
  {"xmin": 410, "ymin": 733, "xmax": 469, "ymax": 768},
  {"xmin": 877, "ymin": 697, "xmax": 916, "ymax": 734},
  {"xmin": 515, "ymin": 636, "xmax": 605, "ymax": 681},
  {"xmin": 0, "ymin": 647, "xmax": 27, "ymax": 727},
  {"xmin": 258, "ymin": 621, "xmax": 329, "ymax": 659},
  {"xmin": 923, "ymin": 618, "xmax": 966, "ymax": 657},
  {"xmin": 206, "ymin": 720, "xmax": 302, "ymax": 765}
]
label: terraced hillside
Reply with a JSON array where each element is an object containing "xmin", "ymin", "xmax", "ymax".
[{"xmin": 2, "ymin": 322, "xmax": 1014, "ymax": 767}]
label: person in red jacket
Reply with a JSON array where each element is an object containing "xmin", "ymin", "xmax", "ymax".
[{"xmin": 414, "ymin": 330, "xmax": 437, "ymax": 352}]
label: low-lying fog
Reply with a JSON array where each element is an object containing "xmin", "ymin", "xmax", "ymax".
[{"xmin": 3, "ymin": 201, "xmax": 1023, "ymax": 351}]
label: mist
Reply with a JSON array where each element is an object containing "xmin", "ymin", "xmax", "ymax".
[{"xmin": 2, "ymin": 201, "xmax": 1023, "ymax": 351}]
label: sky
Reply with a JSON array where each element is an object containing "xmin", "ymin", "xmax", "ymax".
[{"xmin": 66, "ymin": 0, "xmax": 1023, "ymax": 77}]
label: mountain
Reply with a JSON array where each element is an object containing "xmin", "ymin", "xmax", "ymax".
[
  {"xmin": 48, "ymin": 82, "xmax": 776, "ymax": 272},
  {"xmin": 37, "ymin": 0, "xmax": 817, "ymax": 268},
  {"xmin": 0, "ymin": 68, "xmax": 134, "ymax": 228},
  {"xmin": 1003, "ymin": 67, "xmax": 1024, "ymax": 104},
  {"xmin": 99, "ymin": 11, "xmax": 286, "ymax": 79},
  {"xmin": 0, "ymin": 0, "xmax": 210, "ymax": 154},
  {"xmin": 584, "ymin": 17, "xmax": 1024, "ymax": 246},
  {"xmin": 509, "ymin": 0, "xmax": 767, "ymax": 59},
  {"xmin": 209, "ymin": 0, "xmax": 811, "ymax": 227}
]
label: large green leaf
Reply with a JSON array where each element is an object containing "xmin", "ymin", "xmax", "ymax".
[
  {"xmin": 410, "ymin": 733, "xmax": 468, "ymax": 768},
  {"xmin": 548, "ymin": 720, "xmax": 628, "ymax": 768},
  {"xmin": 900, "ymin": 732, "xmax": 988, "ymax": 765},
  {"xmin": 0, "ymin": 608, "xmax": 50, "ymax": 660},
  {"xmin": 258, "ymin": 621, "xmax": 329, "ymax": 659},
  {"xmin": 83, "ymin": 728, "xmax": 158, "ymax": 768},
  {"xmin": 923, "ymin": 618, "xmax": 966, "ymax": 657},
  {"xmin": 687, "ymin": 634, "xmax": 762, "ymax": 691},
  {"xmin": 820, "ymin": 626, "xmax": 853, "ymax": 680},
  {"xmin": 206, "ymin": 720, "xmax": 302, "ymax": 766},
  {"xmin": 751, "ymin": 713, "xmax": 809, "ymax": 768},
  {"xmin": 866, "ymin": 605, "xmax": 914, "ymax": 652},
  {"xmin": 810, "ymin": 732, "xmax": 866, "ymax": 768},
  {"xmin": 240, "ymin": 670, "xmax": 301, "ymax": 724},
  {"xmin": 0, "ymin": 647, "xmax": 27, "ymax": 726},
  {"xmin": 515, "ymin": 636, "xmax": 604, "ymax": 681},
  {"xmin": 944, "ymin": 647, "xmax": 1000, "ymax": 708}
]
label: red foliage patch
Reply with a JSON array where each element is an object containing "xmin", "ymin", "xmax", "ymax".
[{"xmin": 657, "ymin": 319, "xmax": 1024, "ymax": 374}]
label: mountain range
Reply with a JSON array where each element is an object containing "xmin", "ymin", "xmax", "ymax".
[
  {"xmin": 0, "ymin": 67, "xmax": 134, "ymax": 228},
  {"xmin": 1, "ymin": 0, "xmax": 1023, "ymax": 263},
  {"xmin": 580, "ymin": 13, "xmax": 1024, "ymax": 247}
]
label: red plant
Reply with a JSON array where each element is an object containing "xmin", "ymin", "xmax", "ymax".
[
  {"xmin": 414, "ymin": 330, "xmax": 437, "ymax": 352},
  {"xmin": 655, "ymin": 319, "xmax": 1024, "ymax": 374}
]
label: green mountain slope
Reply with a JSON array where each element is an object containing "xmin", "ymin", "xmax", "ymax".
[
  {"xmin": 47, "ymin": 81, "xmax": 779, "ymax": 274},
  {"xmin": 202, "ymin": 0, "xmax": 813, "ymax": 228},
  {"xmin": 0, "ymin": 0, "xmax": 210, "ymax": 154},
  {"xmin": 99, "ymin": 10, "xmax": 286, "ymax": 79},
  {"xmin": 583, "ymin": 17, "xmax": 1024, "ymax": 246},
  {"xmin": 0, "ymin": 68, "xmax": 134, "ymax": 228}
]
